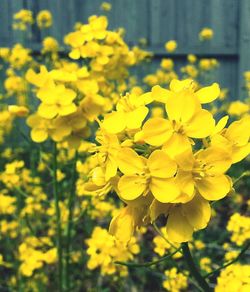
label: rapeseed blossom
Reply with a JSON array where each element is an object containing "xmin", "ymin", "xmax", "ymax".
[
  {"xmin": 84, "ymin": 78, "xmax": 250, "ymax": 243},
  {"xmin": 165, "ymin": 40, "xmax": 177, "ymax": 52},
  {"xmin": 1, "ymin": 6, "xmax": 250, "ymax": 291},
  {"xmin": 199, "ymin": 28, "xmax": 214, "ymax": 40},
  {"xmin": 36, "ymin": 10, "xmax": 53, "ymax": 28}
]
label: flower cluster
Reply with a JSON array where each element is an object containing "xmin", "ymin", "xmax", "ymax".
[
  {"xmin": 85, "ymin": 226, "xmax": 139, "ymax": 276},
  {"xmin": 84, "ymin": 78, "xmax": 250, "ymax": 243},
  {"xmin": 162, "ymin": 268, "xmax": 188, "ymax": 291},
  {"xmin": 23, "ymin": 15, "xmax": 150, "ymax": 148},
  {"xmin": 216, "ymin": 264, "xmax": 250, "ymax": 291},
  {"xmin": 227, "ymin": 213, "xmax": 250, "ymax": 246}
]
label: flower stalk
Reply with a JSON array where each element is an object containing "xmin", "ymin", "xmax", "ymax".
[
  {"xmin": 52, "ymin": 142, "xmax": 63, "ymax": 292},
  {"xmin": 65, "ymin": 150, "xmax": 78, "ymax": 290},
  {"xmin": 181, "ymin": 242, "xmax": 211, "ymax": 292}
]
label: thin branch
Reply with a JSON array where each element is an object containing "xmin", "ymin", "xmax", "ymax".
[
  {"xmin": 115, "ymin": 247, "xmax": 182, "ymax": 268},
  {"xmin": 205, "ymin": 240, "xmax": 250, "ymax": 279}
]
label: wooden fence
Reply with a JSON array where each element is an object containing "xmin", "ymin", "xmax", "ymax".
[{"xmin": 1, "ymin": 0, "xmax": 250, "ymax": 98}]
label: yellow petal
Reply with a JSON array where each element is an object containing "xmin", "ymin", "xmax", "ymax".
[
  {"xmin": 185, "ymin": 109, "xmax": 215, "ymax": 138},
  {"xmin": 69, "ymin": 49, "xmax": 81, "ymax": 60},
  {"xmin": 118, "ymin": 175, "xmax": 147, "ymax": 200},
  {"xmin": 166, "ymin": 91, "xmax": 200, "ymax": 123},
  {"xmin": 102, "ymin": 111, "xmax": 126, "ymax": 134},
  {"xmin": 148, "ymin": 150, "xmax": 177, "ymax": 178},
  {"xmin": 141, "ymin": 118, "xmax": 173, "ymax": 146},
  {"xmin": 225, "ymin": 117, "xmax": 250, "ymax": 146},
  {"xmin": 58, "ymin": 104, "xmax": 77, "ymax": 116},
  {"xmin": 170, "ymin": 79, "xmax": 193, "ymax": 92},
  {"xmin": 195, "ymin": 83, "xmax": 220, "ymax": 104},
  {"xmin": 117, "ymin": 148, "xmax": 146, "ymax": 175},
  {"xmin": 151, "ymin": 85, "xmax": 173, "ymax": 103},
  {"xmin": 109, "ymin": 207, "xmax": 134, "ymax": 243},
  {"xmin": 31, "ymin": 128, "xmax": 48, "ymax": 143},
  {"xmin": 166, "ymin": 206, "xmax": 193, "ymax": 243},
  {"xmin": 182, "ymin": 195, "xmax": 211, "ymax": 229},
  {"xmin": 126, "ymin": 106, "xmax": 148, "ymax": 130},
  {"xmin": 38, "ymin": 103, "xmax": 58, "ymax": 119},
  {"xmin": 175, "ymin": 149, "xmax": 195, "ymax": 171},
  {"xmin": 105, "ymin": 156, "xmax": 117, "ymax": 180},
  {"xmin": 91, "ymin": 167, "xmax": 106, "ymax": 186},
  {"xmin": 162, "ymin": 132, "xmax": 192, "ymax": 159},
  {"xmin": 211, "ymin": 115, "xmax": 228, "ymax": 135},
  {"xmin": 50, "ymin": 126, "xmax": 72, "ymax": 141},
  {"xmin": 196, "ymin": 175, "xmax": 232, "ymax": 201},
  {"xmin": 196, "ymin": 147, "xmax": 231, "ymax": 175},
  {"xmin": 60, "ymin": 89, "xmax": 77, "ymax": 105},
  {"xmin": 149, "ymin": 199, "xmax": 170, "ymax": 221},
  {"xmin": 175, "ymin": 170, "xmax": 195, "ymax": 198},
  {"xmin": 150, "ymin": 177, "xmax": 180, "ymax": 203},
  {"xmin": 232, "ymin": 143, "xmax": 250, "ymax": 163}
]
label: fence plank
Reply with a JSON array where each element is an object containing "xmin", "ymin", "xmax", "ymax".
[
  {"xmin": 1, "ymin": 0, "xmax": 249, "ymax": 98},
  {"xmin": 238, "ymin": 0, "xmax": 250, "ymax": 98}
]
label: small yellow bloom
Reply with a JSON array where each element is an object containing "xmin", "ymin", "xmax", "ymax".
[
  {"xmin": 36, "ymin": 10, "xmax": 53, "ymax": 28},
  {"xmin": 228, "ymin": 101, "xmax": 249, "ymax": 116},
  {"xmin": 8, "ymin": 105, "xmax": 29, "ymax": 117},
  {"xmin": 100, "ymin": 2, "xmax": 112, "ymax": 11},
  {"xmin": 102, "ymin": 92, "xmax": 153, "ymax": 134},
  {"xmin": 37, "ymin": 83, "xmax": 77, "ymax": 119},
  {"xmin": 117, "ymin": 148, "xmax": 179, "ymax": 202},
  {"xmin": 199, "ymin": 27, "xmax": 214, "ymax": 40},
  {"xmin": 165, "ymin": 40, "xmax": 177, "ymax": 52}
]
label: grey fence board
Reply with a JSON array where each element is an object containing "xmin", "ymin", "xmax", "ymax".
[{"xmin": 0, "ymin": 0, "xmax": 250, "ymax": 99}]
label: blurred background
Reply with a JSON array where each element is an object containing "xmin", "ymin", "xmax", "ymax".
[{"xmin": 1, "ymin": 0, "xmax": 250, "ymax": 98}]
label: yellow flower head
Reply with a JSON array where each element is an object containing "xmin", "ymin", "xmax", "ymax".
[
  {"xmin": 36, "ymin": 10, "xmax": 53, "ymax": 28},
  {"xmin": 165, "ymin": 40, "xmax": 177, "ymax": 53},
  {"xmin": 199, "ymin": 27, "xmax": 214, "ymax": 41}
]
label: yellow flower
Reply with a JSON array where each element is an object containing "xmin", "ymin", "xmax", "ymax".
[
  {"xmin": 199, "ymin": 28, "xmax": 214, "ymax": 40},
  {"xmin": 187, "ymin": 54, "xmax": 197, "ymax": 63},
  {"xmin": 175, "ymin": 146, "xmax": 232, "ymax": 201},
  {"xmin": 211, "ymin": 116, "xmax": 250, "ymax": 163},
  {"xmin": 102, "ymin": 92, "xmax": 153, "ymax": 134},
  {"xmin": 100, "ymin": 2, "xmax": 112, "ymax": 11},
  {"xmin": 153, "ymin": 227, "xmax": 181, "ymax": 257},
  {"xmin": 227, "ymin": 213, "xmax": 250, "ymax": 246},
  {"xmin": 37, "ymin": 82, "xmax": 77, "ymax": 119},
  {"xmin": 26, "ymin": 65, "xmax": 50, "ymax": 88},
  {"xmin": 8, "ymin": 44, "xmax": 31, "ymax": 69},
  {"xmin": 13, "ymin": 9, "xmax": 33, "ymax": 30},
  {"xmin": 117, "ymin": 148, "xmax": 179, "ymax": 202},
  {"xmin": 163, "ymin": 268, "xmax": 188, "ymax": 291},
  {"xmin": 151, "ymin": 194, "xmax": 211, "ymax": 242},
  {"xmin": 165, "ymin": 40, "xmax": 177, "ymax": 52},
  {"xmin": 137, "ymin": 79, "xmax": 218, "ymax": 157},
  {"xmin": 228, "ymin": 101, "xmax": 249, "ymax": 116},
  {"xmin": 109, "ymin": 195, "xmax": 151, "ymax": 243},
  {"xmin": 8, "ymin": 105, "xmax": 29, "ymax": 117},
  {"xmin": 215, "ymin": 264, "xmax": 250, "ymax": 292},
  {"xmin": 86, "ymin": 226, "xmax": 139, "ymax": 275},
  {"xmin": 26, "ymin": 114, "xmax": 51, "ymax": 142},
  {"xmin": 36, "ymin": 10, "xmax": 53, "ymax": 28},
  {"xmin": 160, "ymin": 58, "xmax": 174, "ymax": 70},
  {"xmin": 42, "ymin": 37, "xmax": 59, "ymax": 53},
  {"xmin": 92, "ymin": 128, "xmax": 120, "ymax": 181}
]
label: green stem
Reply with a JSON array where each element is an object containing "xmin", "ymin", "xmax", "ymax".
[
  {"xmin": 115, "ymin": 247, "xmax": 181, "ymax": 268},
  {"xmin": 205, "ymin": 240, "xmax": 250, "ymax": 278},
  {"xmin": 53, "ymin": 142, "xmax": 63, "ymax": 292},
  {"xmin": 65, "ymin": 151, "xmax": 78, "ymax": 290},
  {"xmin": 181, "ymin": 242, "xmax": 211, "ymax": 292},
  {"xmin": 233, "ymin": 171, "xmax": 250, "ymax": 186}
]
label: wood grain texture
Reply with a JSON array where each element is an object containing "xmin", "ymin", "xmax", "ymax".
[{"xmin": 0, "ymin": 0, "xmax": 248, "ymax": 98}]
